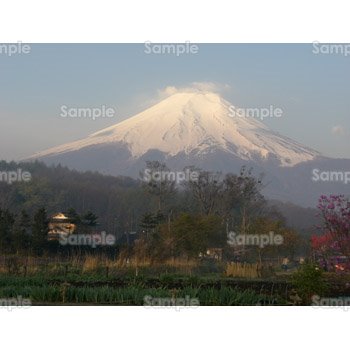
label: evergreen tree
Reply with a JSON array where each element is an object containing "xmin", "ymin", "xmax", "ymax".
[
  {"xmin": 13, "ymin": 210, "xmax": 31, "ymax": 255},
  {"xmin": 31, "ymin": 208, "xmax": 48, "ymax": 256},
  {"xmin": 0, "ymin": 209, "xmax": 15, "ymax": 253}
]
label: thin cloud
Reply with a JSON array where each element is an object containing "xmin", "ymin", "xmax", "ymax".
[
  {"xmin": 157, "ymin": 82, "xmax": 231, "ymax": 99},
  {"xmin": 331, "ymin": 125, "xmax": 347, "ymax": 136}
]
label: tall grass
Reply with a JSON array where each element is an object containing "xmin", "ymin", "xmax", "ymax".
[
  {"xmin": 226, "ymin": 262, "xmax": 259, "ymax": 278},
  {"xmin": 0, "ymin": 254, "xmax": 201, "ymax": 276}
]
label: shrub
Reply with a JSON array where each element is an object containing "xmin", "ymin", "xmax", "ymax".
[{"xmin": 292, "ymin": 263, "xmax": 328, "ymax": 303}]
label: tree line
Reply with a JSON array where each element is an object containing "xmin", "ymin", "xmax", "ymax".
[{"xmin": 0, "ymin": 160, "xmax": 305, "ymax": 261}]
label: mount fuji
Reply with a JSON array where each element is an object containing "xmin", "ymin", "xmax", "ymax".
[{"xmin": 27, "ymin": 89, "xmax": 350, "ymax": 207}]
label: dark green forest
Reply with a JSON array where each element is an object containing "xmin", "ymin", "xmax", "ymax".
[{"xmin": 0, "ymin": 160, "xmax": 316, "ymax": 259}]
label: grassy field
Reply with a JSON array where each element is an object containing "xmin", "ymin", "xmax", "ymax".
[
  {"xmin": 0, "ymin": 274, "xmax": 288, "ymax": 306},
  {"xmin": 0, "ymin": 255, "xmax": 292, "ymax": 306},
  {"xmin": 1, "ymin": 255, "xmax": 348, "ymax": 306}
]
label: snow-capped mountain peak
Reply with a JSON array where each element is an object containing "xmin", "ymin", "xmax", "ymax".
[{"xmin": 29, "ymin": 90, "xmax": 320, "ymax": 167}]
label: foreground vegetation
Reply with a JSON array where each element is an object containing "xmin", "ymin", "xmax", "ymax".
[
  {"xmin": 0, "ymin": 256, "xmax": 348, "ymax": 306},
  {"xmin": 0, "ymin": 276, "xmax": 282, "ymax": 306},
  {"xmin": 0, "ymin": 161, "xmax": 349, "ymax": 306}
]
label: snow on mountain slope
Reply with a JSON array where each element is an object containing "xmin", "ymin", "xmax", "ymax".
[{"xmin": 29, "ymin": 90, "xmax": 320, "ymax": 167}]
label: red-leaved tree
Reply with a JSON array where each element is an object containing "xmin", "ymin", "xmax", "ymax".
[{"xmin": 311, "ymin": 195, "xmax": 350, "ymax": 269}]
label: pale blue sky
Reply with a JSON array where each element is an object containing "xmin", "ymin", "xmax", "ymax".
[{"xmin": 0, "ymin": 44, "xmax": 349, "ymax": 161}]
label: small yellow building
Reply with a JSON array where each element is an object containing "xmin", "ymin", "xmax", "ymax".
[{"xmin": 48, "ymin": 213, "xmax": 76, "ymax": 240}]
